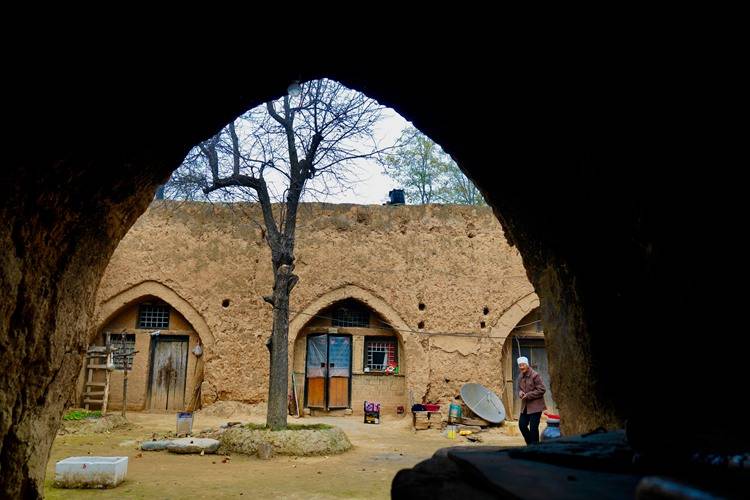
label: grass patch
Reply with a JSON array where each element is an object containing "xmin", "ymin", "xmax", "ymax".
[
  {"xmin": 243, "ymin": 423, "xmax": 332, "ymax": 431},
  {"xmin": 62, "ymin": 409, "xmax": 102, "ymax": 421}
]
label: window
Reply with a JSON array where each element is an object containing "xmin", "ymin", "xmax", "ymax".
[
  {"xmin": 364, "ymin": 337, "xmax": 398, "ymax": 372},
  {"xmin": 332, "ymin": 304, "xmax": 369, "ymax": 327},
  {"xmin": 137, "ymin": 303, "xmax": 170, "ymax": 329},
  {"xmin": 106, "ymin": 333, "xmax": 136, "ymax": 370}
]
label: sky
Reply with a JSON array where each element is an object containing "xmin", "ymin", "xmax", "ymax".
[
  {"xmin": 172, "ymin": 85, "xmax": 440, "ymax": 206},
  {"xmin": 303, "ymin": 108, "xmax": 410, "ymax": 205}
]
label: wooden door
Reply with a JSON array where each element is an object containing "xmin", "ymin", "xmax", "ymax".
[
  {"xmin": 149, "ymin": 335, "xmax": 188, "ymax": 411},
  {"xmin": 511, "ymin": 337, "xmax": 557, "ymax": 418},
  {"xmin": 305, "ymin": 334, "xmax": 327, "ymax": 408},
  {"xmin": 305, "ymin": 334, "xmax": 352, "ymax": 409},
  {"xmin": 326, "ymin": 335, "xmax": 351, "ymax": 408}
]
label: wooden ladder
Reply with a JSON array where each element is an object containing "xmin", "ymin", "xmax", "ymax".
[{"xmin": 83, "ymin": 345, "xmax": 112, "ymax": 413}]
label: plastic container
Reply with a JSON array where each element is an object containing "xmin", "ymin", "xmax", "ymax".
[
  {"xmin": 388, "ymin": 189, "xmax": 405, "ymax": 205},
  {"xmin": 449, "ymin": 402, "xmax": 463, "ymax": 423},
  {"xmin": 176, "ymin": 412, "xmax": 193, "ymax": 435},
  {"xmin": 541, "ymin": 413, "xmax": 561, "ymax": 441},
  {"xmin": 446, "ymin": 425, "xmax": 458, "ymax": 439}
]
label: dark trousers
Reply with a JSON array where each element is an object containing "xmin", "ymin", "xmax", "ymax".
[{"xmin": 519, "ymin": 409, "xmax": 542, "ymax": 444}]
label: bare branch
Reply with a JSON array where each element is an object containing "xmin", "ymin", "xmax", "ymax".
[{"xmin": 266, "ymin": 101, "xmax": 287, "ymax": 127}]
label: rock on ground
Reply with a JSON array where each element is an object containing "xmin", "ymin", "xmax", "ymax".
[
  {"xmin": 141, "ymin": 440, "xmax": 172, "ymax": 451},
  {"xmin": 166, "ymin": 438, "xmax": 221, "ymax": 454}
]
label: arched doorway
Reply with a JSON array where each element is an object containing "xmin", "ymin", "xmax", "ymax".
[
  {"xmin": 83, "ymin": 291, "xmax": 208, "ymax": 412},
  {"xmin": 292, "ymin": 298, "xmax": 407, "ymax": 416}
]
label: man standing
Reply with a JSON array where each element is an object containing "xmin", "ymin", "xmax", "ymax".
[{"xmin": 517, "ymin": 356, "xmax": 546, "ymax": 444}]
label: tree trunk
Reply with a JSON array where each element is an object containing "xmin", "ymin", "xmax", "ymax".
[{"xmin": 265, "ymin": 264, "xmax": 295, "ymax": 430}]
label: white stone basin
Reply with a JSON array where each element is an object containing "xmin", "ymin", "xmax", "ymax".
[{"xmin": 54, "ymin": 456, "xmax": 128, "ymax": 488}]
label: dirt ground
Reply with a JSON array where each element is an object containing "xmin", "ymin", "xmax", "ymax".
[{"xmin": 45, "ymin": 411, "xmax": 526, "ymax": 499}]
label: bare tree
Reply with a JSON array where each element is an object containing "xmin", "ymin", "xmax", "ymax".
[{"xmin": 166, "ymin": 79, "xmax": 386, "ymax": 429}]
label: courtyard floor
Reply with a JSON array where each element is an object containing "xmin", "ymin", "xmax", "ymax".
[{"xmin": 44, "ymin": 410, "xmax": 525, "ymax": 499}]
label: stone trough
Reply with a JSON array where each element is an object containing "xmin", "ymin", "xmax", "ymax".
[{"xmin": 54, "ymin": 456, "xmax": 128, "ymax": 489}]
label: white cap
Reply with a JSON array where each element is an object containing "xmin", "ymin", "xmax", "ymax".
[{"xmin": 517, "ymin": 356, "xmax": 529, "ymax": 365}]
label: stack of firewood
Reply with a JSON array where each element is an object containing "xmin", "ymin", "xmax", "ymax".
[
  {"xmin": 413, "ymin": 411, "xmax": 430, "ymax": 430},
  {"xmin": 428, "ymin": 411, "xmax": 444, "ymax": 430}
]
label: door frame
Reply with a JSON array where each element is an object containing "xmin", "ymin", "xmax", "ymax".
[
  {"xmin": 146, "ymin": 334, "xmax": 190, "ymax": 410},
  {"xmin": 303, "ymin": 333, "xmax": 353, "ymax": 410}
]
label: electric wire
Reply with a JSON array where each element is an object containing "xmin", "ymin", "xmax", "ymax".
[{"xmin": 271, "ymin": 304, "xmax": 542, "ymax": 338}]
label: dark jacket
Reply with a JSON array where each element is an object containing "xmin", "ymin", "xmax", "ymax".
[{"xmin": 518, "ymin": 368, "xmax": 546, "ymax": 414}]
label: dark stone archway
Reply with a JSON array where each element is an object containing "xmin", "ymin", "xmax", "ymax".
[{"xmin": 2, "ymin": 49, "xmax": 743, "ymax": 496}]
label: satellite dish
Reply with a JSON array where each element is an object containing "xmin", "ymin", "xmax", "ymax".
[{"xmin": 460, "ymin": 383, "xmax": 506, "ymax": 424}]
